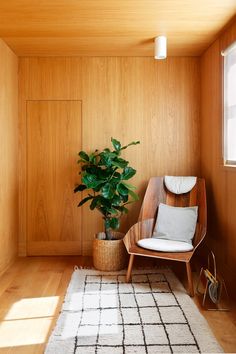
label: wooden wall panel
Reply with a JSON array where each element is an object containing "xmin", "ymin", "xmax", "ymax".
[
  {"xmin": 0, "ymin": 39, "xmax": 18, "ymax": 274},
  {"xmin": 27, "ymin": 100, "xmax": 82, "ymax": 255},
  {"xmin": 82, "ymin": 57, "xmax": 200, "ymax": 254},
  {"xmin": 200, "ymin": 19, "xmax": 236, "ymax": 292},
  {"xmin": 19, "ymin": 56, "xmax": 200, "ymax": 255}
]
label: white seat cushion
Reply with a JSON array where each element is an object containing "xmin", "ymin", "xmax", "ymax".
[{"xmin": 137, "ymin": 238, "xmax": 194, "ymax": 252}]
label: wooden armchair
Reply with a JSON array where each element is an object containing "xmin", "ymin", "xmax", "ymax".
[{"xmin": 123, "ymin": 177, "xmax": 207, "ymax": 296}]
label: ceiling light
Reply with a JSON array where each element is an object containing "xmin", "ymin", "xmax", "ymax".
[{"xmin": 154, "ymin": 36, "xmax": 167, "ymax": 60}]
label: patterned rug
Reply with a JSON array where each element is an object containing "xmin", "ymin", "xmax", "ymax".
[{"xmin": 45, "ymin": 268, "xmax": 222, "ymax": 354}]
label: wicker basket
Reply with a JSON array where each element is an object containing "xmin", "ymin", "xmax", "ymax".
[{"xmin": 93, "ymin": 232, "xmax": 128, "ymax": 271}]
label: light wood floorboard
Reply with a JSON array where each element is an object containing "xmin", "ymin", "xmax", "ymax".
[{"xmin": 0, "ymin": 256, "xmax": 235, "ymax": 353}]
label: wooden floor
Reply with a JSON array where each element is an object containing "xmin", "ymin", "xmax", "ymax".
[{"xmin": 0, "ymin": 256, "xmax": 235, "ymax": 353}]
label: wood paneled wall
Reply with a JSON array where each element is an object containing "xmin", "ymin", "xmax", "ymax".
[
  {"xmin": 19, "ymin": 57, "xmax": 200, "ymax": 255},
  {"xmin": 0, "ymin": 39, "xmax": 18, "ymax": 274},
  {"xmin": 200, "ymin": 19, "xmax": 236, "ymax": 290}
]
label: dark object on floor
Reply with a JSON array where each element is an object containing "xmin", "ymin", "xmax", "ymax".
[{"xmin": 196, "ymin": 251, "xmax": 230, "ymax": 311}]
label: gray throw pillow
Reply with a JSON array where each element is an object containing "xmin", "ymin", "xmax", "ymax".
[{"xmin": 153, "ymin": 203, "xmax": 198, "ymax": 245}]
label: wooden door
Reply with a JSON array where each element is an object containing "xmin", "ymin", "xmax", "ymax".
[{"xmin": 27, "ymin": 100, "xmax": 82, "ymax": 255}]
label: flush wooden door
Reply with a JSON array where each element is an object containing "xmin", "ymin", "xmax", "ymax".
[{"xmin": 26, "ymin": 100, "xmax": 82, "ymax": 255}]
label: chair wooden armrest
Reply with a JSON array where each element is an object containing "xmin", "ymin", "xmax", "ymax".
[
  {"xmin": 193, "ymin": 222, "xmax": 207, "ymax": 250},
  {"xmin": 123, "ymin": 218, "xmax": 155, "ymax": 253}
]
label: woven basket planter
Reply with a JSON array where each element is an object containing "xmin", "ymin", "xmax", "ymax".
[{"xmin": 93, "ymin": 232, "xmax": 128, "ymax": 271}]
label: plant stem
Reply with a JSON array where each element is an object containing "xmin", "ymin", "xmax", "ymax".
[
  {"xmin": 104, "ymin": 218, "xmax": 113, "ymax": 240},
  {"xmin": 105, "ymin": 228, "xmax": 113, "ymax": 240}
]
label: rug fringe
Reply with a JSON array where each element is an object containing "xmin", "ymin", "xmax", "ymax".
[
  {"xmin": 73, "ymin": 265, "xmax": 171, "ymax": 271},
  {"xmin": 74, "ymin": 265, "xmax": 96, "ymax": 270}
]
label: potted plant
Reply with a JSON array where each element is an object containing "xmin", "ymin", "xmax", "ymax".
[{"xmin": 74, "ymin": 137, "xmax": 140, "ymax": 270}]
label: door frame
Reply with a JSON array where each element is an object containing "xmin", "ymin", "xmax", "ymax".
[{"xmin": 19, "ymin": 99, "xmax": 83, "ymax": 256}]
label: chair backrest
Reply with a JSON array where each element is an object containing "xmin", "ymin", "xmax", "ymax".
[{"xmin": 138, "ymin": 177, "xmax": 207, "ymax": 247}]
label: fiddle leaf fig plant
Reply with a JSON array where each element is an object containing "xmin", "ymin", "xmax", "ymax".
[{"xmin": 74, "ymin": 138, "xmax": 140, "ymax": 240}]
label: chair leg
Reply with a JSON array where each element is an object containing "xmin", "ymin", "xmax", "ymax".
[
  {"xmin": 126, "ymin": 254, "xmax": 135, "ymax": 283},
  {"xmin": 186, "ymin": 261, "xmax": 194, "ymax": 297}
]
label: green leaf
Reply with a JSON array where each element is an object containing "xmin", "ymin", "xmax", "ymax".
[
  {"xmin": 105, "ymin": 217, "xmax": 120, "ymax": 230},
  {"xmin": 74, "ymin": 184, "xmax": 87, "ymax": 193},
  {"xmin": 107, "ymin": 207, "xmax": 119, "ymax": 215},
  {"xmin": 117, "ymin": 183, "xmax": 129, "ymax": 196},
  {"xmin": 116, "ymin": 205, "xmax": 129, "ymax": 214},
  {"xmin": 128, "ymin": 189, "xmax": 139, "ymax": 201},
  {"xmin": 111, "ymin": 194, "xmax": 122, "ymax": 206},
  {"xmin": 82, "ymin": 174, "xmax": 106, "ymax": 189},
  {"xmin": 121, "ymin": 181, "xmax": 137, "ymax": 190},
  {"xmin": 104, "ymin": 218, "xmax": 111, "ymax": 230},
  {"xmin": 78, "ymin": 151, "xmax": 89, "ymax": 161},
  {"xmin": 121, "ymin": 167, "xmax": 136, "ymax": 180},
  {"xmin": 78, "ymin": 196, "xmax": 93, "ymax": 207},
  {"xmin": 110, "ymin": 177, "xmax": 121, "ymax": 188},
  {"xmin": 111, "ymin": 138, "xmax": 121, "ymax": 151},
  {"xmin": 101, "ymin": 151, "xmax": 116, "ymax": 159},
  {"xmin": 98, "ymin": 206, "xmax": 107, "ymax": 217},
  {"xmin": 99, "ymin": 151, "xmax": 117, "ymax": 167},
  {"xmin": 109, "ymin": 217, "xmax": 120, "ymax": 230},
  {"xmin": 88, "ymin": 150, "xmax": 99, "ymax": 163},
  {"xmin": 97, "ymin": 166, "xmax": 113, "ymax": 179},
  {"xmin": 81, "ymin": 174, "xmax": 93, "ymax": 188},
  {"xmin": 96, "ymin": 196, "xmax": 108, "ymax": 206},
  {"xmin": 102, "ymin": 183, "xmax": 115, "ymax": 199},
  {"xmin": 90, "ymin": 196, "xmax": 101, "ymax": 210},
  {"xmin": 85, "ymin": 166, "xmax": 102, "ymax": 176},
  {"xmin": 121, "ymin": 194, "xmax": 129, "ymax": 202},
  {"xmin": 111, "ymin": 157, "xmax": 128, "ymax": 169},
  {"xmin": 93, "ymin": 184, "xmax": 102, "ymax": 192},
  {"xmin": 114, "ymin": 171, "xmax": 121, "ymax": 178},
  {"xmin": 120, "ymin": 141, "xmax": 140, "ymax": 150}
]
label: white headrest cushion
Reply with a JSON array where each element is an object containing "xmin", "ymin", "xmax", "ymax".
[{"xmin": 164, "ymin": 176, "xmax": 197, "ymax": 194}]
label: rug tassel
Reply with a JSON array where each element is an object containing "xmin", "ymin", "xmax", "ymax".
[{"xmin": 74, "ymin": 265, "xmax": 95, "ymax": 270}]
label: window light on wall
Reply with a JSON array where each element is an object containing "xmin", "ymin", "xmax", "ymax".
[{"xmin": 222, "ymin": 41, "xmax": 236, "ymax": 166}]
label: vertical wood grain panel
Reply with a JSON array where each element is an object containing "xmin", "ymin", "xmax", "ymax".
[
  {"xmin": 81, "ymin": 57, "xmax": 200, "ymax": 254},
  {"xmin": 200, "ymin": 18, "xmax": 236, "ymax": 294},
  {"xmin": 19, "ymin": 56, "xmax": 200, "ymax": 256},
  {"xmin": 0, "ymin": 39, "xmax": 18, "ymax": 274},
  {"xmin": 27, "ymin": 100, "xmax": 82, "ymax": 255}
]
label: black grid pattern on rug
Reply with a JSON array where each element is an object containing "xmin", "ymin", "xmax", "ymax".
[{"xmin": 73, "ymin": 273, "xmax": 201, "ymax": 354}]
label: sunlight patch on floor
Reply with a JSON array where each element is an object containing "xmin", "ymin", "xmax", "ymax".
[
  {"xmin": 4, "ymin": 296, "xmax": 59, "ymax": 320},
  {"xmin": 0, "ymin": 317, "xmax": 53, "ymax": 346},
  {"xmin": 0, "ymin": 296, "xmax": 59, "ymax": 347}
]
